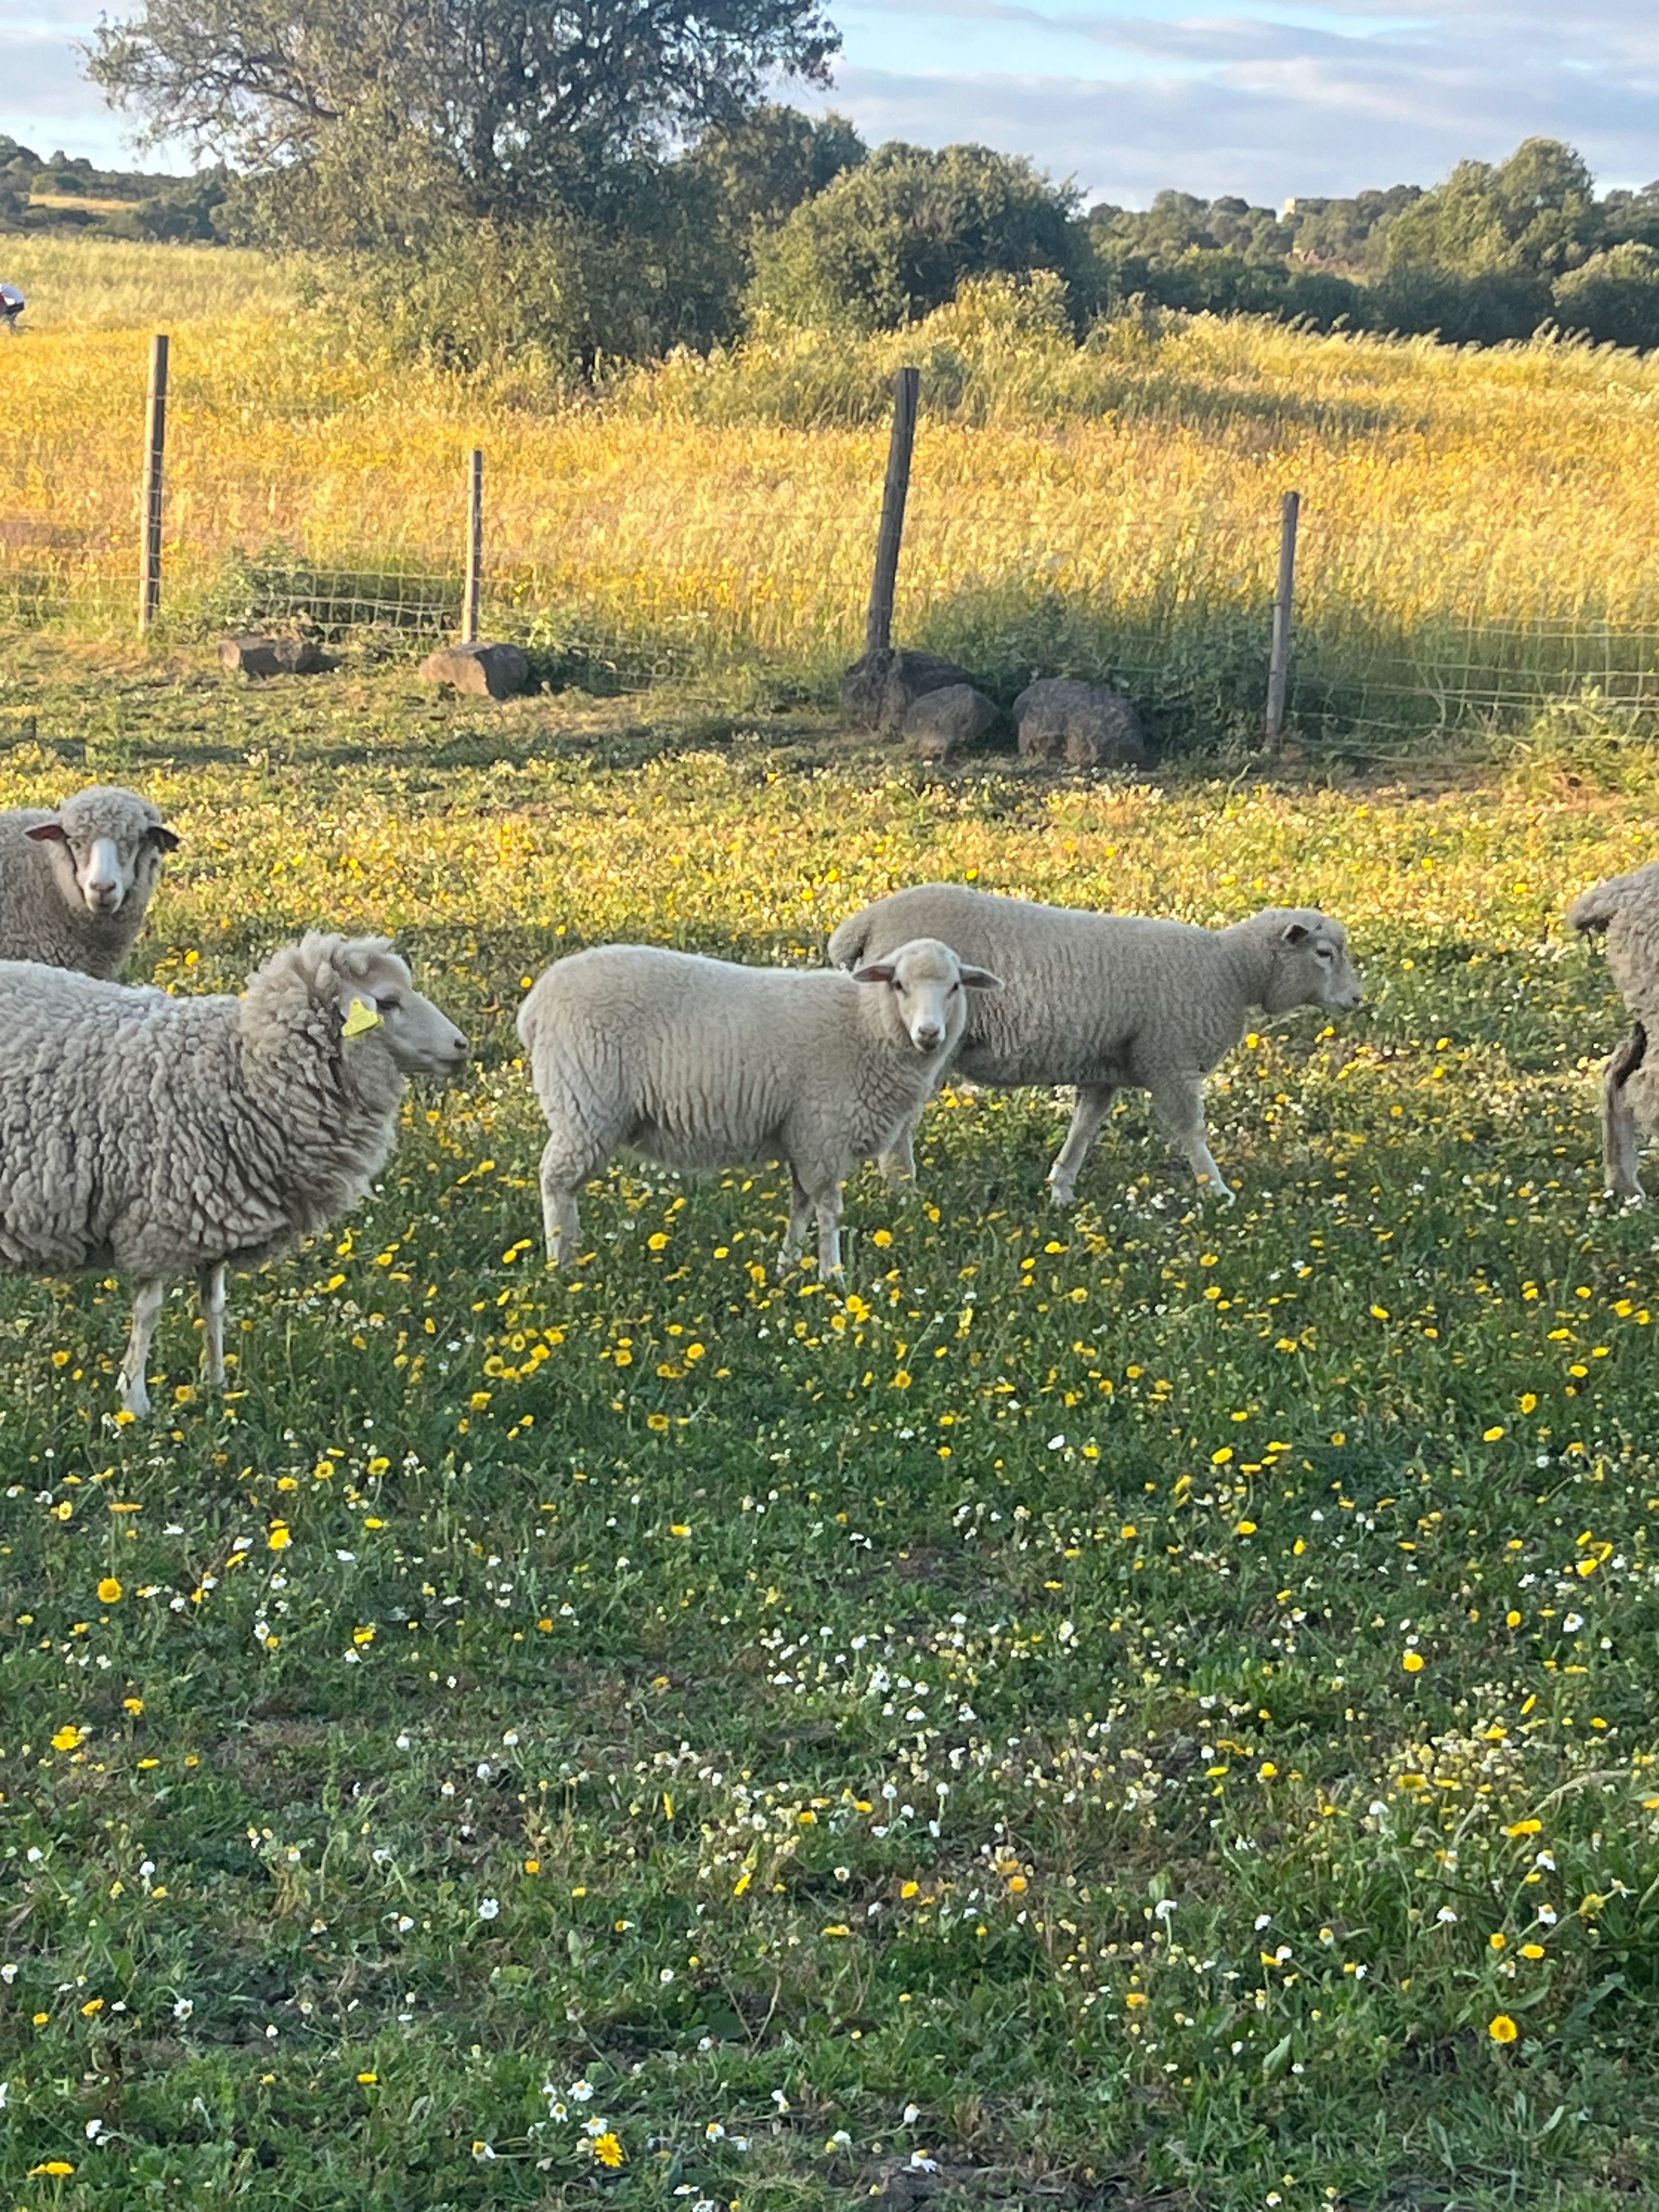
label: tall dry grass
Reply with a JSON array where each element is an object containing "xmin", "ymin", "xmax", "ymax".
[{"xmin": 4, "ymin": 239, "xmax": 1659, "ymax": 740}]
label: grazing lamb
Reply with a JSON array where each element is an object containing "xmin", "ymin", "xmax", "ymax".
[
  {"xmin": 0, "ymin": 934, "xmax": 468, "ymax": 1415},
  {"xmin": 1568, "ymin": 859, "xmax": 1659, "ymax": 1198},
  {"xmin": 828, "ymin": 883, "xmax": 1362, "ymax": 1203},
  {"xmin": 0, "ymin": 783, "xmax": 179, "ymax": 978},
  {"xmin": 516, "ymin": 937, "xmax": 1002, "ymax": 1276}
]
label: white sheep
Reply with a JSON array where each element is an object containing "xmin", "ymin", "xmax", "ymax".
[
  {"xmin": 0, "ymin": 933, "xmax": 468, "ymax": 1415},
  {"xmin": 0, "ymin": 783, "xmax": 179, "ymax": 978},
  {"xmin": 516, "ymin": 936, "xmax": 1002, "ymax": 1276},
  {"xmin": 1568, "ymin": 858, "xmax": 1659, "ymax": 1198},
  {"xmin": 828, "ymin": 883, "xmax": 1362, "ymax": 1203}
]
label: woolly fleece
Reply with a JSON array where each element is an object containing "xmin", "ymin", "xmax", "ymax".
[
  {"xmin": 517, "ymin": 936, "xmax": 999, "ymax": 1272},
  {"xmin": 0, "ymin": 783, "xmax": 176, "ymax": 978},
  {"xmin": 828, "ymin": 882, "xmax": 1363, "ymax": 1199},
  {"xmin": 1569, "ymin": 859, "xmax": 1659, "ymax": 1192},
  {"xmin": 0, "ymin": 935, "xmax": 467, "ymax": 1408}
]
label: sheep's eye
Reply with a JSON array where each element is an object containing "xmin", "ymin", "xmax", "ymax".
[
  {"xmin": 375, "ymin": 994, "xmax": 402, "ymax": 1013},
  {"xmin": 1314, "ymin": 945, "xmax": 1333, "ymax": 961}
]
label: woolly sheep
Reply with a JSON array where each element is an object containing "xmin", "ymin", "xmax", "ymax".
[
  {"xmin": 1567, "ymin": 858, "xmax": 1659, "ymax": 1198},
  {"xmin": 0, "ymin": 934, "xmax": 468, "ymax": 1415},
  {"xmin": 828, "ymin": 883, "xmax": 1363, "ymax": 1204},
  {"xmin": 0, "ymin": 783, "xmax": 179, "ymax": 978},
  {"xmin": 516, "ymin": 936, "xmax": 1002, "ymax": 1277}
]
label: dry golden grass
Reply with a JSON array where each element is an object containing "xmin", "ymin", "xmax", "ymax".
[{"xmin": 3, "ymin": 238, "xmax": 1657, "ymax": 735}]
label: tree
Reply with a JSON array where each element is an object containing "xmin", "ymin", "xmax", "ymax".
[
  {"xmin": 1554, "ymin": 244, "xmax": 1659, "ymax": 352},
  {"xmin": 1384, "ymin": 137, "xmax": 1598, "ymax": 281},
  {"xmin": 87, "ymin": 0, "xmax": 839, "ymax": 202},
  {"xmin": 748, "ymin": 142, "xmax": 1086, "ymax": 332},
  {"xmin": 687, "ymin": 104, "xmax": 864, "ymax": 234},
  {"xmin": 87, "ymin": 0, "xmax": 840, "ymax": 368}
]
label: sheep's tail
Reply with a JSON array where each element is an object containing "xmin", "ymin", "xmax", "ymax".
[
  {"xmin": 1568, "ymin": 873, "xmax": 1639, "ymax": 936},
  {"xmin": 826, "ymin": 912, "xmax": 868, "ymax": 970}
]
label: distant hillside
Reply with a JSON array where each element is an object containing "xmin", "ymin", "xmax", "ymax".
[{"xmin": 0, "ymin": 137, "xmax": 227, "ymax": 242}]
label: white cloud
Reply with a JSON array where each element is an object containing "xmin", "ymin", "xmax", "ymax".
[
  {"xmin": 813, "ymin": 3, "xmax": 1659, "ymax": 202},
  {"xmin": 2, "ymin": 0, "xmax": 1656, "ymax": 201}
]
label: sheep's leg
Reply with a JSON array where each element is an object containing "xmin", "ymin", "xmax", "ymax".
[
  {"xmin": 198, "ymin": 1263, "xmax": 227, "ymax": 1391},
  {"xmin": 1148, "ymin": 1073, "xmax": 1233, "ymax": 1202},
  {"xmin": 878, "ymin": 1108, "xmax": 921, "ymax": 1189},
  {"xmin": 118, "ymin": 1280, "xmax": 166, "ymax": 1419},
  {"xmin": 778, "ymin": 1169, "xmax": 815, "ymax": 1275},
  {"xmin": 1604, "ymin": 1024, "xmax": 1647, "ymax": 1200},
  {"xmin": 1048, "ymin": 1084, "xmax": 1116, "ymax": 1206},
  {"xmin": 537, "ymin": 1135, "xmax": 585, "ymax": 1267},
  {"xmin": 814, "ymin": 1186, "xmax": 845, "ymax": 1280}
]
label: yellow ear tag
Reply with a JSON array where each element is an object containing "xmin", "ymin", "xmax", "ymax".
[{"xmin": 342, "ymin": 996, "xmax": 382, "ymax": 1038}]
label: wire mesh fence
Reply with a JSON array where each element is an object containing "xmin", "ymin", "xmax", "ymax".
[{"xmin": 4, "ymin": 335, "xmax": 1658, "ymax": 748}]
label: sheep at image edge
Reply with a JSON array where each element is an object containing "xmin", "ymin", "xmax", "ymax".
[
  {"xmin": 1568, "ymin": 858, "xmax": 1659, "ymax": 1200},
  {"xmin": 516, "ymin": 935, "xmax": 1002, "ymax": 1277},
  {"xmin": 0, "ymin": 783, "xmax": 180, "ymax": 977},
  {"xmin": 827, "ymin": 882, "xmax": 1364, "ymax": 1203},
  {"xmin": 0, "ymin": 934, "xmax": 469, "ymax": 1415}
]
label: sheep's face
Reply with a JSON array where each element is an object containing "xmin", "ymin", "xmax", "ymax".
[
  {"xmin": 1265, "ymin": 911, "xmax": 1363, "ymax": 1018},
  {"xmin": 336, "ymin": 951, "xmax": 470, "ymax": 1079},
  {"xmin": 853, "ymin": 935, "xmax": 1003, "ymax": 1054},
  {"xmin": 27, "ymin": 792, "xmax": 178, "ymax": 919}
]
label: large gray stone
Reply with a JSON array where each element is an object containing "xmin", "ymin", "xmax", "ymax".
[
  {"xmin": 840, "ymin": 647, "xmax": 979, "ymax": 733},
  {"xmin": 219, "ymin": 633, "xmax": 333, "ymax": 678},
  {"xmin": 419, "ymin": 640, "xmax": 529, "ymax": 701},
  {"xmin": 1013, "ymin": 676, "xmax": 1146, "ymax": 768},
  {"xmin": 902, "ymin": 683, "xmax": 1002, "ymax": 764}
]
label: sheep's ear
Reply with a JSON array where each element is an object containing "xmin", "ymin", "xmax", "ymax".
[
  {"xmin": 853, "ymin": 961, "xmax": 896, "ymax": 985},
  {"xmin": 24, "ymin": 822, "xmax": 66, "ymax": 845},
  {"xmin": 1282, "ymin": 921, "xmax": 1311, "ymax": 945},
  {"xmin": 960, "ymin": 963, "xmax": 1003, "ymax": 992},
  {"xmin": 146, "ymin": 825, "xmax": 181, "ymax": 854},
  {"xmin": 340, "ymin": 994, "xmax": 383, "ymax": 1038}
]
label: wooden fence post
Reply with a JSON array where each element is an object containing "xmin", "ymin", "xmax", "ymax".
[
  {"xmin": 137, "ymin": 332, "xmax": 170, "ymax": 633},
  {"xmin": 1264, "ymin": 488, "xmax": 1300, "ymax": 746},
  {"xmin": 864, "ymin": 366, "xmax": 920, "ymax": 659},
  {"xmin": 462, "ymin": 448, "xmax": 483, "ymax": 646}
]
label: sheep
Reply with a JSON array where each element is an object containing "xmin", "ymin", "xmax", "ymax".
[
  {"xmin": 516, "ymin": 936, "xmax": 1002, "ymax": 1277},
  {"xmin": 0, "ymin": 933, "xmax": 468, "ymax": 1415},
  {"xmin": 1566, "ymin": 858, "xmax": 1659, "ymax": 1199},
  {"xmin": 0, "ymin": 783, "xmax": 179, "ymax": 978},
  {"xmin": 828, "ymin": 883, "xmax": 1363, "ymax": 1204}
]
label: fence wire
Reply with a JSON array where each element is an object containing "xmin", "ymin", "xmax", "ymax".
[{"xmin": 3, "ymin": 427, "xmax": 1658, "ymax": 747}]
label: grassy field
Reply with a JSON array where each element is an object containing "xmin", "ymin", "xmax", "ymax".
[
  {"xmin": 5, "ymin": 240, "xmax": 1659, "ymax": 741},
  {"xmin": 5, "ymin": 642, "xmax": 1659, "ymax": 2207}
]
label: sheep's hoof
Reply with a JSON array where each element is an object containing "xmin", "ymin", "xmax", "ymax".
[
  {"xmin": 117, "ymin": 1384, "xmax": 150, "ymax": 1420},
  {"xmin": 1047, "ymin": 1181, "xmax": 1076, "ymax": 1209}
]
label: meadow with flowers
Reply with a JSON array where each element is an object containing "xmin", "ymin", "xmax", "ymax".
[{"xmin": 3, "ymin": 639, "xmax": 1659, "ymax": 2209}]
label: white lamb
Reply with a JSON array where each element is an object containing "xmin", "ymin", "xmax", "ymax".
[
  {"xmin": 0, "ymin": 783, "xmax": 179, "ymax": 978},
  {"xmin": 0, "ymin": 934, "xmax": 468, "ymax": 1415},
  {"xmin": 1568, "ymin": 858, "xmax": 1659, "ymax": 1198},
  {"xmin": 828, "ymin": 882, "xmax": 1362, "ymax": 1203},
  {"xmin": 516, "ymin": 936, "xmax": 1002, "ymax": 1276}
]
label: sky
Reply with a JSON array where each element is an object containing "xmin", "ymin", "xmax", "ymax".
[{"xmin": 3, "ymin": 0, "xmax": 1657, "ymax": 208}]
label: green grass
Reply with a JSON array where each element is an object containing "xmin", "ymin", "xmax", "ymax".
[{"xmin": 5, "ymin": 643, "xmax": 1659, "ymax": 2209}]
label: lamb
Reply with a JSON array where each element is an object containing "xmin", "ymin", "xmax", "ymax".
[
  {"xmin": 516, "ymin": 936, "xmax": 1002, "ymax": 1276},
  {"xmin": 1567, "ymin": 859, "xmax": 1659, "ymax": 1198},
  {"xmin": 0, "ymin": 783, "xmax": 179, "ymax": 978},
  {"xmin": 0, "ymin": 933, "xmax": 468, "ymax": 1415},
  {"xmin": 827, "ymin": 883, "xmax": 1363, "ymax": 1204}
]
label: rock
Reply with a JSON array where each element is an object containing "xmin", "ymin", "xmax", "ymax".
[
  {"xmin": 840, "ymin": 647, "xmax": 979, "ymax": 733},
  {"xmin": 419, "ymin": 640, "xmax": 529, "ymax": 701},
  {"xmin": 219, "ymin": 634, "xmax": 333, "ymax": 678},
  {"xmin": 902, "ymin": 683, "xmax": 1002, "ymax": 763},
  {"xmin": 1013, "ymin": 676, "xmax": 1146, "ymax": 768}
]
